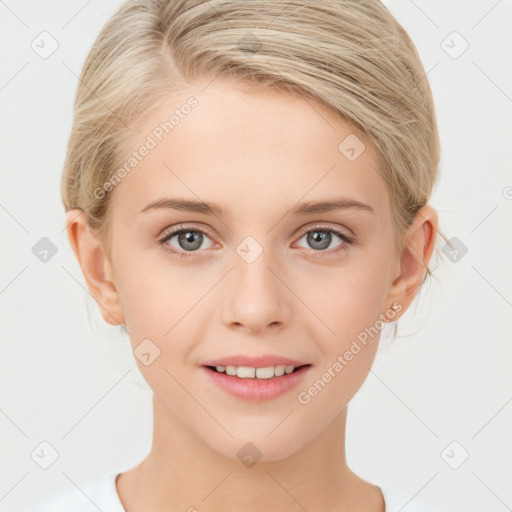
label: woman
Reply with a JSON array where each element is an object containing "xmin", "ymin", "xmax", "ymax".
[{"xmin": 29, "ymin": 0, "xmax": 444, "ymax": 510}]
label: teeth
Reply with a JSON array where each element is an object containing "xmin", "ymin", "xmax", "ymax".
[
  {"xmin": 214, "ymin": 364, "xmax": 300, "ymax": 379},
  {"xmin": 255, "ymin": 367, "xmax": 274, "ymax": 379},
  {"xmin": 225, "ymin": 365, "xmax": 237, "ymax": 376},
  {"xmin": 237, "ymin": 366, "xmax": 255, "ymax": 378},
  {"xmin": 274, "ymin": 365, "xmax": 286, "ymax": 376}
]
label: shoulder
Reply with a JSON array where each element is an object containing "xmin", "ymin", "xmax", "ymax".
[
  {"xmin": 26, "ymin": 472, "xmax": 124, "ymax": 512},
  {"xmin": 379, "ymin": 484, "xmax": 440, "ymax": 512}
]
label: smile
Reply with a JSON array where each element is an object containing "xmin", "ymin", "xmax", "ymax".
[{"xmin": 201, "ymin": 364, "xmax": 312, "ymax": 401}]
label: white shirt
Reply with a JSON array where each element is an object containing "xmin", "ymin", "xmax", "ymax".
[{"xmin": 27, "ymin": 472, "xmax": 440, "ymax": 511}]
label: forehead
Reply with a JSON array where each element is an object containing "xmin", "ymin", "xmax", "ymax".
[{"xmin": 111, "ymin": 76, "xmax": 389, "ymax": 220}]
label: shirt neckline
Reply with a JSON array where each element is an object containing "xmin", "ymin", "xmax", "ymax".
[{"xmin": 108, "ymin": 472, "xmax": 407, "ymax": 511}]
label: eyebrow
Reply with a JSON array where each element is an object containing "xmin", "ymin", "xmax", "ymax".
[{"xmin": 140, "ymin": 197, "xmax": 374, "ymax": 216}]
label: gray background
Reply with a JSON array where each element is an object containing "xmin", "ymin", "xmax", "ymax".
[{"xmin": 1, "ymin": 0, "xmax": 511, "ymax": 510}]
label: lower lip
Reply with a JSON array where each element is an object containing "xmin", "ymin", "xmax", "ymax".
[{"xmin": 201, "ymin": 365, "xmax": 311, "ymax": 401}]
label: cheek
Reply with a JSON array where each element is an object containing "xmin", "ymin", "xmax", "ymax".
[
  {"xmin": 113, "ymin": 258, "xmax": 214, "ymax": 387},
  {"xmin": 114, "ymin": 248, "xmax": 204, "ymax": 330},
  {"xmin": 299, "ymin": 261, "xmax": 389, "ymax": 341},
  {"xmin": 294, "ymin": 261, "xmax": 388, "ymax": 396}
]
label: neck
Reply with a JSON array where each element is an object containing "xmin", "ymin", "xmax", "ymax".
[{"xmin": 116, "ymin": 397, "xmax": 384, "ymax": 511}]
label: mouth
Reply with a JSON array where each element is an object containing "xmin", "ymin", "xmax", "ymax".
[{"xmin": 200, "ymin": 363, "xmax": 313, "ymax": 401}]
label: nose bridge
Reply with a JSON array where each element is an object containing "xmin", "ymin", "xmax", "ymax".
[{"xmin": 220, "ymin": 236, "xmax": 290, "ymax": 331}]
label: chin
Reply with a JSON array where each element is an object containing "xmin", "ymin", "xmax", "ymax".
[{"xmin": 205, "ymin": 431, "xmax": 306, "ymax": 465}]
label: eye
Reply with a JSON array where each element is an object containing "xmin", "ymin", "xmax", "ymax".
[
  {"xmin": 158, "ymin": 225, "xmax": 215, "ymax": 258},
  {"xmin": 158, "ymin": 223, "xmax": 356, "ymax": 260},
  {"xmin": 294, "ymin": 224, "xmax": 355, "ymax": 256}
]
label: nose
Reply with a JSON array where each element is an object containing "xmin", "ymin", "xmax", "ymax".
[{"xmin": 220, "ymin": 251, "xmax": 291, "ymax": 335}]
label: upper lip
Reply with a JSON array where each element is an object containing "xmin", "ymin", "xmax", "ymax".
[{"xmin": 201, "ymin": 354, "xmax": 310, "ymax": 368}]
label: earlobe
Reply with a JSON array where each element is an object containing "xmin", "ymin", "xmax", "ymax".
[
  {"xmin": 384, "ymin": 206, "xmax": 438, "ymax": 319},
  {"xmin": 65, "ymin": 210, "xmax": 125, "ymax": 326}
]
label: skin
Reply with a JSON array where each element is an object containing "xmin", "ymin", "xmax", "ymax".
[{"xmin": 66, "ymin": 76, "xmax": 438, "ymax": 512}]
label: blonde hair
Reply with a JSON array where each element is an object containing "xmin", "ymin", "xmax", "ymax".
[{"xmin": 63, "ymin": 0, "xmax": 447, "ymax": 330}]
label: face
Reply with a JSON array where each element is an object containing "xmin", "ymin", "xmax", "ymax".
[{"xmin": 98, "ymin": 77, "xmax": 403, "ymax": 461}]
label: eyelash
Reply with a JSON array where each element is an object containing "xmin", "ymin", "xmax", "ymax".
[{"xmin": 158, "ymin": 224, "xmax": 356, "ymax": 259}]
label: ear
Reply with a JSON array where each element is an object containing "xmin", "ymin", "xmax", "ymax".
[
  {"xmin": 65, "ymin": 209, "xmax": 125, "ymax": 326},
  {"xmin": 384, "ymin": 205, "xmax": 438, "ymax": 319}
]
